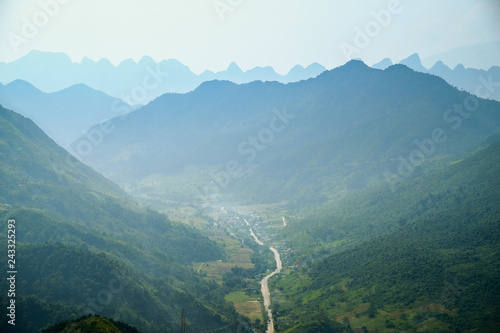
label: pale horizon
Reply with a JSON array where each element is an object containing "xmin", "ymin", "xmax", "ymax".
[{"xmin": 1, "ymin": 0, "xmax": 499, "ymax": 74}]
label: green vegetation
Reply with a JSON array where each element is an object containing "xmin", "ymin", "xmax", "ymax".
[
  {"xmin": 0, "ymin": 106, "xmax": 223, "ymax": 266},
  {"xmin": 2, "ymin": 60, "xmax": 500, "ymax": 333},
  {"xmin": 81, "ymin": 61, "xmax": 500, "ymax": 207},
  {"xmin": 42, "ymin": 314, "xmax": 141, "ymax": 333},
  {"xmin": 271, "ymin": 141, "xmax": 500, "ymax": 332},
  {"xmin": 0, "ymin": 106, "xmax": 248, "ymax": 332}
]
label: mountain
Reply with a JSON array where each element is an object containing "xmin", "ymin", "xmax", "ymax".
[
  {"xmin": 422, "ymin": 40, "xmax": 500, "ymax": 70},
  {"xmin": 371, "ymin": 58, "xmax": 393, "ymax": 70},
  {"xmin": 42, "ymin": 315, "xmax": 141, "ymax": 333},
  {"xmin": 0, "ymin": 80, "xmax": 135, "ymax": 147},
  {"xmin": 0, "ymin": 105, "xmax": 247, "ymax": 332},
  {"xmin": 0, "ymin": 50, "xmax": 326, "ymax": 103},
  {"xmin": 399, "ymin": 53, "xmax": 428, "ymax": 73},
  {"xmin": 374, "ymin": 53, "xmax": 500, "ymax": 102},
  {"xmin": 272, "ymin": 139, "xmax": 500, "ymax": 332},
  {"xmin": 74, "ymin": 60, "xmax": 500, "ymax": 206},
  {"xmin": 3, "ymin": 52, "xmax": 499, "ymax": 333},
  {"xmin": 286, "ymin": 63, "xmax": 326, "ymax": 82},
  {"xmin": 0, "ymin": 100, "xmax": 226, "ymax": 263},
  {"xmin": 427, "ymin": 62, "xmax": 500, "ymax": 102}
]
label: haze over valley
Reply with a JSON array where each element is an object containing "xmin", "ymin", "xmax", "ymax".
[{"xmin": 0, "ymin": 1, "xmax": 499, "ymax": 332}]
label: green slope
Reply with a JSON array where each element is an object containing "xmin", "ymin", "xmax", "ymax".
[
  {"xmin": 76, "ymin": 61, "xmax": 500, "ymax": 206},
  {"xmin": 0, "ymin": 80, "xmax": 134, "ymax": 147},
  {"xmin": 0, "ymin": 243, "xmax": 233, "ymax": 333},
  {"xmin": 42, "ymin": 314, "xmax": 141, "ymax": 333},
  {"xmin": 272, "ymin": 141, "xmax": 500, "ymax": 332},
  {"xmin": 0, "ymin": 105, "xmax": 222, "ymax": 265},
  {"xmin": 0, "ymin": 103, "xmax": 124, "ymax": 198},
  {"xmin": 0, "ymin": 105, "xmax": 246, "ymax": 332}
]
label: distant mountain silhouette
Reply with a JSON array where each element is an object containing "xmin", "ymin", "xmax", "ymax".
[
  {"xmin": 0, "ymin": 50, "xmax": 326, "ymax": 103},
  {"xmin": 371, "ymin": 58, "xmax": 393, "ymax": 70},
  {"xmin": 0, "ymin": 80, "xmax": 134, "ymax": 147},
  {"xmin": 399, "ymin": 53, "xmax": 428, "ymax": 73},
  {"xmin": 0, "ymin": 105, "xmax": 237, "ymax": 333},
  {"xmin": 371, "ymin": 53, "xmax": 500, "ymax": 102},
  {"xmin": 74, "ymin": 60, "xmax": 500, "ymax": 204},
  {"xmin": 422, "ymin": 41, "xmax": 500, "ymax": 70}
]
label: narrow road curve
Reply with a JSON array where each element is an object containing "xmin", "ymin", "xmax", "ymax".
[
  {"xmin": 244, "ymin": 219, "xmax": 283, "ymax": 333},
  {"xmin": 261, "ymin": 247, "xmax": 282, "ymax": 333},
  {"xmin": 244, "ymin": 219, "xmax": 264, "ymax": 246}
]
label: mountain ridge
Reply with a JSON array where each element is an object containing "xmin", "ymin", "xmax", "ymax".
[
  {"xmin": 376, "ymin": 53, "xmax": 500, "ymax": 102},
  {"xmin": 0, "ymin": 104, "xmax": 245, "ymax": 332},
  {"xmin": 274, "ymin": 139, "xmax": 500, "ymax": 332},
  {"xmin": 0, "ymin": 80, "xmax": 134, "ymax": 148},
  {"xmin": 73, "ymin": 60, "xmax": 500, "ymax": 206},
  {"xmin": 0, "ymin": 50, "xmax": 327, "ymax": 103}
]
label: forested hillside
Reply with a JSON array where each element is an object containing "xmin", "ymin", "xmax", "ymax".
[
  {"xmin": 271, "ymin": 140, "xmax": 500, "ymax": 332},
  {"xmin": 0, "ymin": 105, "xmax": 247, "ymax": 332},
  {"xmin": 1, "ymin": 3, "xmax": 498, "ymax": 333},
  {"xmin": 1, "ymin": 58, "xmax": 498, "ymax": 333},
  {"xmin": 0, "ymin": 80, "xmax": 134, "ymax": 147},
  {"xmin": 42, "ymin": 314, "xmax": 141, "ymax": 333},
  {"xmin": 76, "ymin": 61, "xmax": 500, "ymax": 206}
]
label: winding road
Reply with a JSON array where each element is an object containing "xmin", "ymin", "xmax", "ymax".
[
  {"xmin": 244, "ymin": 219, "xmax": 264, "ymax": 246},
  {"xmin": 261, "ymin": 246, "xmax": 282, "ymax": 333},
  {"xmin": 244, "ymin": 219, "xmax": 283, "ymax": 333}
]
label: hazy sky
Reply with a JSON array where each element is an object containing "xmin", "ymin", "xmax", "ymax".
[{"xmin": 0, "ymin": 0, "xmax": 499, "ymax": 74}]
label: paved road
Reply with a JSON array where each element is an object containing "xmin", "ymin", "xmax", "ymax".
[
  {"xmin": 243, "ymin": 219, "xmax": 282, "ymax": 333},
  {"xmin": 244, "ymin": 219, "xmax": 264, "ymax": 245},
  {"xmin": 261, "ymin": 247, "xmax": 282, "ymax": 333}
]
